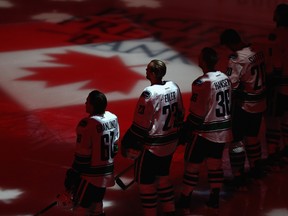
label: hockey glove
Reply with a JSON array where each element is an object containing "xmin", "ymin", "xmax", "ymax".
[
  {"xmin": 56, "ymin": 191, "xmax": 73, "ymax": 209},
  {"xmin": 126, "ymin": 149, "xmax": 141, "ymax": 160},
  {"xmin": 64, "ymin": 168, "xmax": 81, "ymax": 194},
  {"xmin": 121, "ymin": 129, "xmax": 143, "ymax": 159},
  {"xmin": 178, "ymin": 120, "xmax": 193, "ymax": 145}
]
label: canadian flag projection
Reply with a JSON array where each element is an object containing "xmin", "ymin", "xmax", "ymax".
[{"xmin": 0, "ymin": 38, "xmax": 201, "ymax": 111}]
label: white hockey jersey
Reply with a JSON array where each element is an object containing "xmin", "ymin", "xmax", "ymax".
[
  {"xmin": 131, "ymin": 81, "xmax": 185, "ymax": 157},
  {"xmin": 227, "ymin": 46, "xmax": 266, "ymax": 113},
  {"xmin": 73, "ymin": 111, "xmax": 119, "ymax": 187},
  {"xmin": 188, "ymin": 71, "xmax": 233, "ymax": 143}
]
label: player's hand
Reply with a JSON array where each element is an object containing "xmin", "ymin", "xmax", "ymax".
[
  {"xmin": 178, "ymin": 120, "xmax": 193, "ymax": 145},
  {"xmin": 121, "ymin": 127, "xmax": 144, "ymax": 158},
  {"xmin": 56, "ymin": 191, "xmax": 73, "ymax": 208},
  {"xmin": 64, "ymin": 168, "xmax": 81, "ymax": 193}
]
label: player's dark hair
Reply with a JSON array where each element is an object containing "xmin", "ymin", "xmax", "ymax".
[
  {"xmin": 220, "ymin": 29, "xmax": 241, "ymax": 45},
  {"xmin": 149, "ymin": 59, "xmax": 166, "ymax": 79},
  {"xmin": 201, "ymin": 47, "xmax": 218, "ymax": 70},
  {"xmin": 274, "ymin": 3, "xmax": 288, "ymax": 27},
  {"xmin": 88, "ymin": 90, "xmax": 107, "ymax": 115}
]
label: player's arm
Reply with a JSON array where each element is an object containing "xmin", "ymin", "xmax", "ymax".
[
  {"xmin": 121, "ymin": 127, "xmax": 145, "ymax": 159},
  {"xmin": 57, "ymin": 118, "xmax": 92, "ymax": 207},
  {"xmin": 187, "ymin": 81, "xmax": 208, "ymax": 129},
  {"xmin": 174, "ymin": 86, "xmax": 185, "ymax": 128},
  {"xmin": 133, "ymin": 89, "xmax": 155, "ymax": 129},
  {"xmin": 121, "ymin": 90, "xmax": 153, "ymax": 159},
  {"xmin": 71, "ymin": 118, "xmax": 93, "ymax": 173},
  {"xmin": 225, "ymin": 58, "xmax": 246, "ymax": 104},
  {"xmin": 112, "ymin": 117, "xmax": 120, "ymax": 158},
  {"xmin": 63, "ymin": 118, "xmax": 94, "ymax": 195},
  {"xmin": 179, "ymin": 80, "xmax": 208, "ymax": 143},
  {"xmin": 226, "ymin": 55, "xmax": 243, "ymax": 90}
]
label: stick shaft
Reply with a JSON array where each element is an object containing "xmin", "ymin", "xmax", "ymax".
[
  {"xmin": 114, "ymin": 163, "xmax": 134, "ymax": 179},
  {"xmin": 115, "ymin": 163, "xmax": 135, "ymax": 190},
  {"xmin": 34, "ymin": 201, "xmax": 57, "ymax": 216}
]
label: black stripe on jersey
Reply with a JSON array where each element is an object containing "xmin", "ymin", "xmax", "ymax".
[
  {"xmin": 198, "ymin": 120, "xmax": 232, "ymax": 132},
  {"xmin": 145, "ymin": 132, "xmax": 179, "ymax": 144},
  {"xmin": 131, "ymin": 123, "xmax": 179, "ymax": 144},
  {"xmin": 237, "ymin": 91, "xmax": 266, "ymax": 102},
  {"xmin": 131, "ymin": 123, "xmax": 148, "ymax": 139},
  {"xmin": 85, "ymin": 164, "xmax": 114, "ymax": 176},
  {"xmin": 187, "ymin": 113, "xmax": 204, "ymax": 128},
  {"xmin": 74, "ymin": 154, "xmax": 92, "ymax": 163},
  {"xmin": 72, "ymin": 154, "xmax": 92, "ymax": 172},
  {"xmin": 73, "ymin": 163, "xmax": 114, "ymax": 176}
]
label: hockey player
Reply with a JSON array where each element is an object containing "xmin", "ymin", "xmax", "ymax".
[
  {"xmin": 121, "ymin": 59, "xmax": 185, "ymax": 216},
  {"xmin": 177, "ymin": 47, "xmax": 233, "ymax": 215},
  {"xmin": 59, "ymin": 90, "xmax": 120, "ymax": 216},
  {"xmin": 265, "ymin": 3, "xmax": 288, "ymax": 168},
  {"xmin": 220, "ymin": 29, "xmax": 267, "ymax": 188}
]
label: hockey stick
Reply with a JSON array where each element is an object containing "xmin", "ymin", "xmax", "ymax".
[
  {"xmin": 34, "ymin": 164, "xmax": 135, "ymax": 215},
  {"xmin": 116, "ymin": 177, "xmax": 135, "ymax": 190},
  {"xmin": 115, "ymin": 163, "xmax": 135, "ymax": 190},
  {"xmin": 34, "ymin": 201, "xmax": 57, "ymax": 216}
]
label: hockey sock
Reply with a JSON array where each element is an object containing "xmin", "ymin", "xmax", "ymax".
[
  {"xmin": 181, "ymin": 170, "xmax": 199, "ymax": 196},
  {"xmin": 266, "ymin": 129, "xmax": 281, "ymax": 154},
  {"xmin": 208, "ymin": 169, "xmax": 224, "ymax": 189},
  {"xmin": 266, "ymin": 116, "xmax": 281, "ymax": 155},
  {"xmin": 177, "ymin": 193, "xmax": 191, "ymax": 209},
  {"xmin": 245, "ymin": 141, "xmax": 262, "ymax": 168},
  {"xmin": 207, "ymin": 188, "xmax": 220, "ymax": 209},
  {"xmin": 207, "ymin": 158, "xmax": 224, "ymax": 189},
  {"xmin": 89, "ymin": 201, "xmax": 104, "ymax": 216},
  {"xmin": 139, "ymin": 183, "xmax": 158, "ymax": 216},
  {"xmin": 229, "ymin": 141, "xmax": 246, "ymax": 177},
  {"xmin": 157, "ymin": 176, "xmax": 175, "ymax": 213},
  {"xmin": 281, "ymin": 121, "xmax": 288, "ymax": 157}
]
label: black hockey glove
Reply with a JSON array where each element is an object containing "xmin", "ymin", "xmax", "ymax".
[
  {"xmin": 177, "ymin": 120, "xmax": 194, "ymax": 146},
  {"xmin": 64, "ymin": 168, "xmax": 81, "ymax": 194},
  {"xmin": 121, "ymin": 128, "xmax": 144, "ymax": 159}
]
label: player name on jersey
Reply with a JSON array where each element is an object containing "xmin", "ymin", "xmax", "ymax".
[
  {"xmin": 214, "ymin": 78, "xmax": 230, "ymax": 90},
  {"xmin": 248, "ymin": 51, "xmax": 265, "ymax": 63},
  {"xmin": 164, "ymin": 91, "xmax": 176, "ymax": 102},
  {"xmin": 96, "ymin": 119, "xmax": 118, "ymax": 132}
]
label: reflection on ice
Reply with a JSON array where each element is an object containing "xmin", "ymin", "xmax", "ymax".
[{"xmin": 0, "ymin": 188, "xmax": 24, "ymax": 204}]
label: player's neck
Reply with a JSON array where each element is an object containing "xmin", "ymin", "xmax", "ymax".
[
  {"xmin": 202, "ymin": 66, "xmax": 215, "ymax": 74},
  {"xmin": 233, "ymin": 42, "xmax": 250, "ymax": 51},
  {"xmin": 151, "ymin": 80, "xmax": 164, "ymax": 85}
]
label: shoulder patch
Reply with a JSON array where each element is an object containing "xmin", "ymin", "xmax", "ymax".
[
  {"xmin": 78, "ymin": 119, "xmax": 88, "ymax": 127},
  {"xmin": 193, "ymin": 79, "xmax": 203, "ymax": 86},
  {"xmin": 229, "ymin": 53, "xmax": 237, "ymax": 59},
  {"xmin": 141, "ymin": 90, "xmax": 151, "ymax": 99}
]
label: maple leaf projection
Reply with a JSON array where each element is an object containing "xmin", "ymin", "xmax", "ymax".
[{"xmin": 19, "ymin": 51, "xmax": 145, "ymax": 93}]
